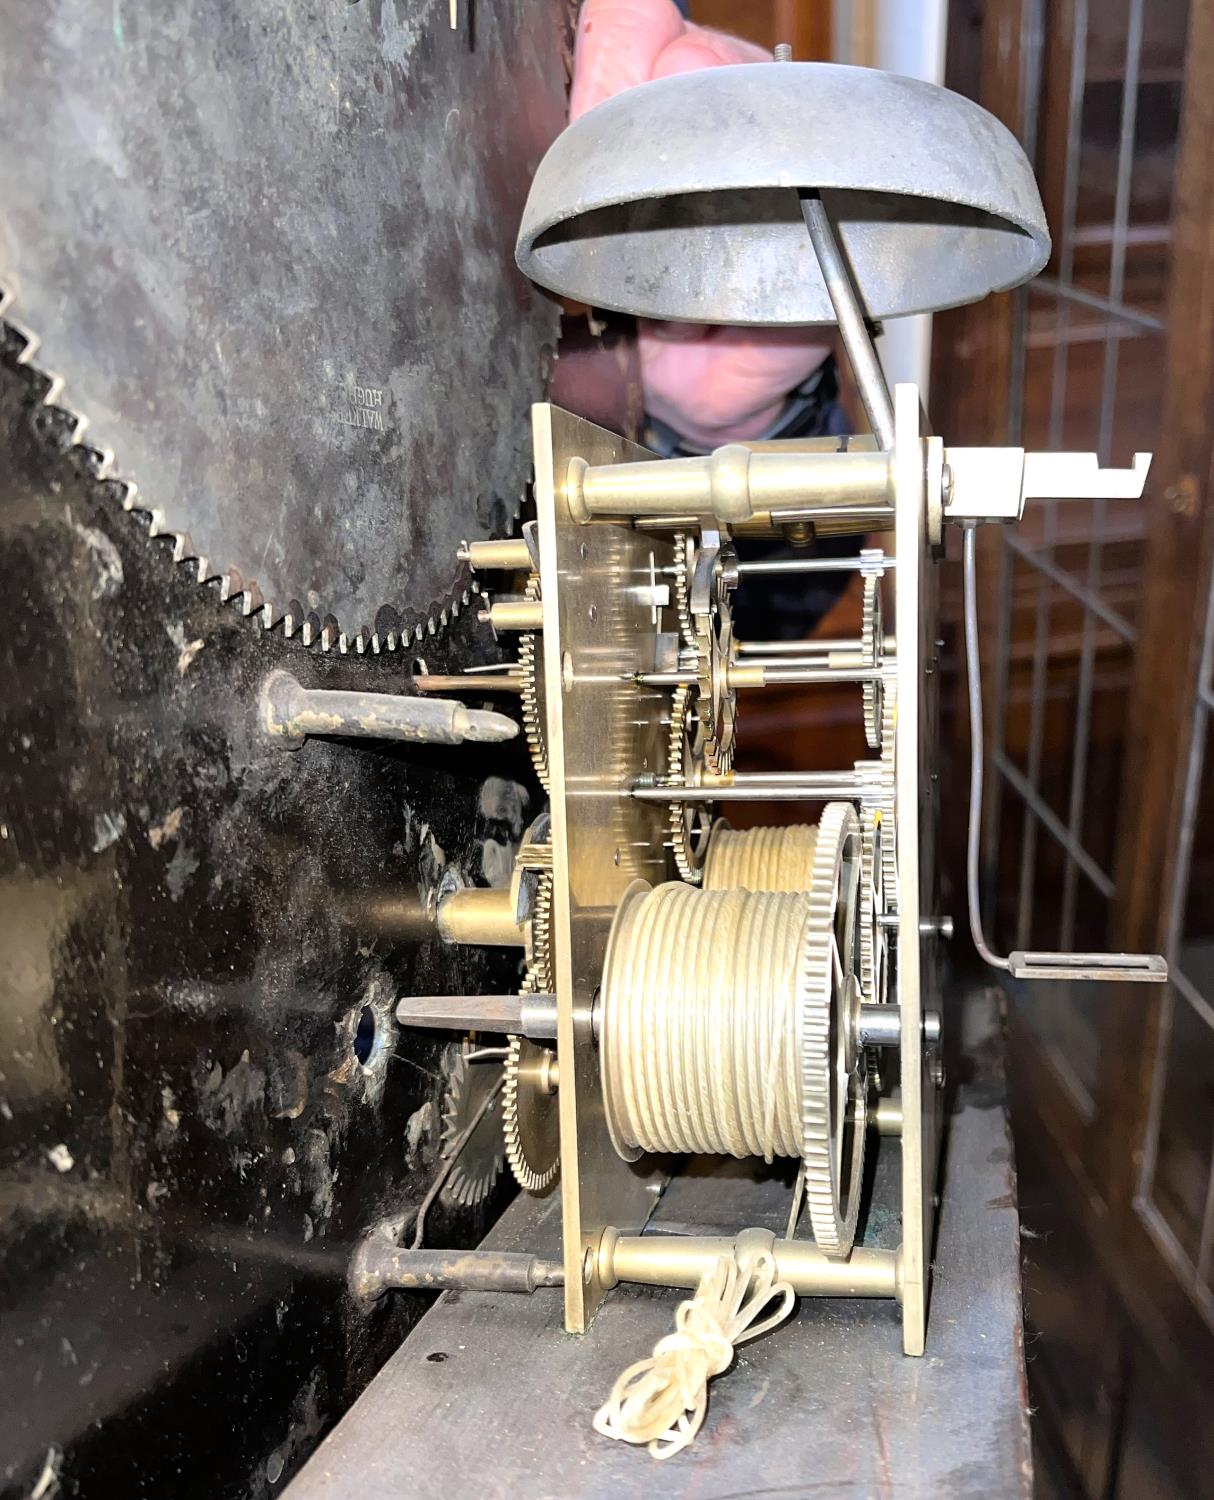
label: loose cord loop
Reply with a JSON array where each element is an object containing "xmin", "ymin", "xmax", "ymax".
[{"xmin": 592, "ymin": 1248, "xmax": 795, "ymax": 1460}]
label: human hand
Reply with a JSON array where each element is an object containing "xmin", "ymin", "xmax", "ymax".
[{"xmin": 570, "ymin": 0, "xmax": 830, "ymax": 447}]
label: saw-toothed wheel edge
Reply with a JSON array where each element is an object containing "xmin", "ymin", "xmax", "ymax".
[
  {"xmin": 672, "ymin": 531, "xmax": 696, "ymax": 649},
  {"xmin": 519, "ymin": 573, "xmax": 549, "ymax": 791},
  {"xmin": 800, "ymin": 802, "xmax": 867, "ymax": 1259},
  {"xmin": 438, "ymin": 1044, "xmax": 506, "ymax": 1209},
  {"xmin": 521, "ymin": 871, "xmax": 553, "ymax": 995},
  {"xmin": 879, "ymin": 684, "xmax": 898, "ymax": 911},
  {"xmin": 858, "ymin": 804, "xmax": 888, "ymax": 1007},
  {"xmin": 508, "ymin": 846, "xmax": 558, "ymax": 1191},
  {"xmin": 861, "ymin": 572, "xmax": 883, "ymax": 752},
  {"xmin": 503, "ymin": 1035, "xmax": 560, "ymax": 1193},
  {"xmin": 668, "ymin": 685, "xmax": 712, "ymax": 883},
  {"xmin": 0, "ymin": 290, "xmax": 482, "ymax": 653}
]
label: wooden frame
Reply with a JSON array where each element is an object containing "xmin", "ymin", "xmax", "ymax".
[{"xmin": 934, "ymin": 0, "xmax": 1214, "ymax": 1449}]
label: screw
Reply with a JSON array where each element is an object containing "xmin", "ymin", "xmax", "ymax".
[
  {"xmin": 774, "ymin": 42, "xmax": 793, "ymax": 61},
  {"xmin": 1165, "ymin": 473, "xmax": 1199, "ymax": 518}
]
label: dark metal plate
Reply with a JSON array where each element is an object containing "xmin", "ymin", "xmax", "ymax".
[
  {"xmin": 0, "ymin": 356, "xmax": 540, "ymax": 1497},
  {"xmin": 0, "ymin": 0, "xmax": 566, "ymax": 646}
]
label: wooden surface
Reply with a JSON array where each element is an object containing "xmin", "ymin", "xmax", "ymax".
[
  {"xmin": 929, "ymin": 3, "xmax": 1214, "ymax": 1491},
  {"xmin": 288, "ymin": 990, "xmax": 1031, "ymax": 1500}
]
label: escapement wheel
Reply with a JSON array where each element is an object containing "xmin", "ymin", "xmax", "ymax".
[{"xmin": 439, "ymin": 1043, "xmax": 506, "ymax": 1208}]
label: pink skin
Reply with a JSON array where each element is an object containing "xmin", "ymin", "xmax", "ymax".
[{"xmin": 570, "ymin": 0, "xmax": 830, "ymax": 448}]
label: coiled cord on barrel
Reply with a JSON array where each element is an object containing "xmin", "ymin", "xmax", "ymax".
[
  {"xmin": 601, "ymin": 883, "xmax": 809, "ymax": 1163},
  {"xmin": 702, "ymin": 822, "xmax": 818, "ymax": 892}
]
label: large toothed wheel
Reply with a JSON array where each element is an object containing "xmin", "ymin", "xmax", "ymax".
[{"xmin": 800, "ymin": 802, "xmax": 867, "ymax": 1259}]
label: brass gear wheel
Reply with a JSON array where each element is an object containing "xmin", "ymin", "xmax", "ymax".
[
  {"xmin": 506, "ymin": 856, "xmax": 559, "ymax": 1193},
  {"xmin": 800, "ymin": 802, "xmax": 867, "ymax": 1259},
  {"xmin": 503, "ymin": 1035, "xmax": 560, "ymax": 1194},
  {"xmin": 519, "ymin": 573, "xmax": 549, "ymax": 791},
  {"xmin": 668, "ymin": 685, "xmax": 712, "ymax": 883},
  {"xmin": 858, "ymin": 804, "xmax": 887, "ymax": 1006},
  {"xmin": 439, "ymin": 1044, "xmax": 505, "ymax": 1208},
  {"xmin": 522, "ymin": 871, "xmax": 553, "ymax": 995},
  {"xmin": 861, "ymin": 571, "xmax": 884, "ymax": 752},
  {"xmin": 672, "ymin": 531, "xmax": 696, "ymax": 649},
  {"xmin": 879, "ymin": 683, "xmax": 898, "ymax": 910}
]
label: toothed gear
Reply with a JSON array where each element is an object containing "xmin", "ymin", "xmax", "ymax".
[
  {"xmin": 519, "ymin": 574, "xmax": 549, "ymax": 791},
  {"xmin": 859, "ymin": 804, "xmax": 888, "ymax": 1007},
  {"xmin": 1, "ymin": 286, "xmax": 487, "ymax": 654},
  {"xmin": 439, "ymin": 1044, "xmax": 506, "ymax": 1209},
  {"xmin": 861, "ymin": 572, "xmax": 884, "ymax": 751},
  {"xmin": 668, "ymin": 685, "xmax": 713, "ymax": 883},
  {"xmin": 672, "ymin": 532, "xmax": 696, "ymax": 649},
  {"xmin": 879, "ymin": 684, "xmax": 899, "ymax": 910},
  {"xmin": 0, "ymin": 4, "xmax": 564, "ymax": 648},
  {"xmin": 800, "ymin": 802, "xmax": 867, "ymax": 1259},
  {"xmin": 503, "ymin": 1035, "xmax": 560, "ymax": 1194},
  {"xmin": 522, "ymin": 871, "xmax": 553, "ymax": 995},
  {"xmin": 507, "ymin": 837, "xmax": 559, "ymax": 1192}
]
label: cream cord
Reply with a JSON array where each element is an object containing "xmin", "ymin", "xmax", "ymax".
[
  {"xmin": 602, "ymin": 885, "xmax": 807, "ymax": 1161},
  {"xmin": 592, "ymin": 1248, "xmax": 795, "ymax": 1460}
]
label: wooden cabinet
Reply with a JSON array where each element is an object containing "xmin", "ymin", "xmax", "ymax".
[{"xmin": 935, "ymin": 2, "xmax": 1214, "ymax": 1494}]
